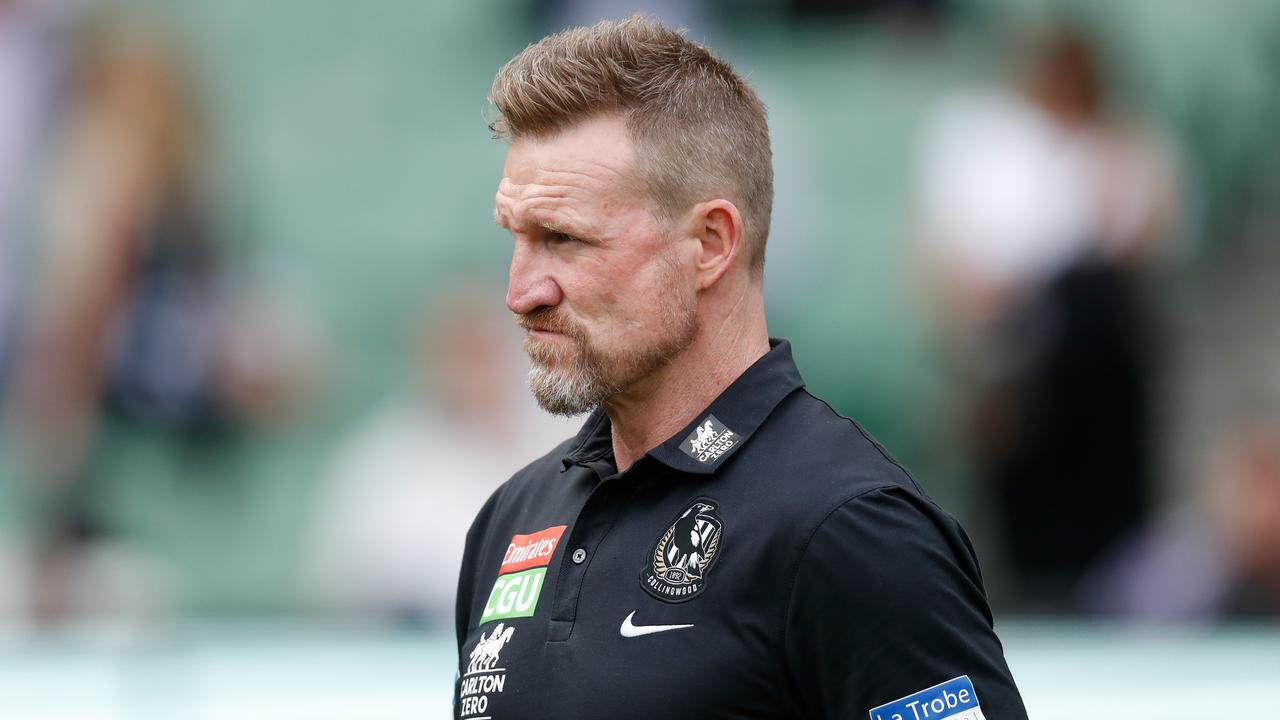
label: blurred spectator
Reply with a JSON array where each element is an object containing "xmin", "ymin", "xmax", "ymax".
[
  {"xmin": 915, "ymin": 23, "xmax": 1183, "ymax": 611},
  {"xmin": 1080, "ymin": 419, "xmax": 1280, "ymax": 621},
  {"xmin": 303, "ymin": 289, "xmax": 577, "ymax": 626},
  {"xmin": 15, "ymin": 16, "xmax": 225, "ymax": 485},
  {"xmin": 5, "ymin": 12, "xmax": 315, "ymax": 626}
]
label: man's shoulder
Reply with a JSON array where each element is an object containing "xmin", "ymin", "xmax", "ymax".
[
  {"xmin": 736, "ymin": 387, "xmax": 933, "ymax": 520},
  {"xmin": 747, "ymin": 391, "xmax": 985, "ymax": 613},
  {"xmin": 761, "ymin": 388, "xmax": 921, "ymax": 485}
]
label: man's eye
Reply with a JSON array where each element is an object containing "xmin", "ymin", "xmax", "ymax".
[{"xmin": 550, "ymin": 232, "xmax": 579, "ymax": 244}]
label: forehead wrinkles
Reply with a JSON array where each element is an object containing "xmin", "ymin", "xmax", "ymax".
[
  {"xmin": 496, "ymin": 154, "xmax": 639, "ymax": 233},
  {"xmin": 495, "ymin": 179, "xmax": 587, "ymax": 234}
]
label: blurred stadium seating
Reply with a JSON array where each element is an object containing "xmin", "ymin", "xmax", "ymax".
[{"xmin": 1, "ymin": 0, "xmax": 1278, "ymax": 713}]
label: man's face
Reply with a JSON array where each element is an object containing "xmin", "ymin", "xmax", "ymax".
[{"xmin": 495, "ymin": 114, "xmax": 697, "ymax": 415}]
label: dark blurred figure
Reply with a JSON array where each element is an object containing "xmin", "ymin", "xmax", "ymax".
[
  {"xmin": 1210, "ymin": 423, "xmax": 1280, "ymax": 617},
  {"xmin": 1080, "ymin": 419, "xmax": 1280, "ymax": 621},
  {"xmin": 916, "ymin": 24, "xmax": 1182, "ymax": 611},
  {"xmin": 5, "ymin": 14, "xmax": 311, "ymax": 626},
  {"xmin": 784, "ymin": 0, "xmax": 947, "ymax": 25}
]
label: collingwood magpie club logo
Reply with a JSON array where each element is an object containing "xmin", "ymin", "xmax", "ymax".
[
  {"xmin": 640, "ymin": 498, "xmax": 724, "ymax": 602},
  {"xmin": 680, "ymin": 415, "xmax": 738, "ymax": 464}
]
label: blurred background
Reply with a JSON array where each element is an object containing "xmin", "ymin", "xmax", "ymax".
[{"xmin": 1, "ymin": 0, "xmax": 1277, "ymax": 717}]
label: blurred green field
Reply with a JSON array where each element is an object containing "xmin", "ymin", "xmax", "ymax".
[{"xmin": 1, "ymin": 620, "xmax": 1276, "ymax": 718}]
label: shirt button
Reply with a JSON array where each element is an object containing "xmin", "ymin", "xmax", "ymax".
[{"xmin": 571, "ymin": 548, "xmax": 587, "ymax": 564}]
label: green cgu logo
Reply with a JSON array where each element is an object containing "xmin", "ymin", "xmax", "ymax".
[
  {"xmin": 481, "ymin": 568, "xmax": 545, "ymax": 622},
  {"xmin": 481, "ymin": 525, "xmax": 565, "ymax": 623}
]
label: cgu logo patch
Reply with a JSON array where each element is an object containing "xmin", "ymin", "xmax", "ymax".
[
  {"xmin": 679, "ymin": 415, "xmax": 738, "ymax": 464},
  {"xmin": 481, "ymin": 525, "xmax": 565, "ymax": 624},
  {"xmin": 640, "ymin": 498, "xmax": 724, "ymax": 603}
]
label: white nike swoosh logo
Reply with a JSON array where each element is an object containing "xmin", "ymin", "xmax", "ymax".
[{"xmin": 619, "ymin": 611, "xmax": 694, "ymax": 638}]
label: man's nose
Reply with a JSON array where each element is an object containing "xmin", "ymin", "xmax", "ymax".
[{"xmin": 506, "ymin": 239, "xmax": 563, "ymax": 315}]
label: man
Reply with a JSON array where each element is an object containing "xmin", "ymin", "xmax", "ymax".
[{"xmin": 455, "ymin": 16, "xmax": 1028, "ymax": 720}]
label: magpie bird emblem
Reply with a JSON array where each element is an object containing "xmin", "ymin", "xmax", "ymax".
[{"xmin": 640, "ymin": 497, "xmax": 724, "ymax": 602}]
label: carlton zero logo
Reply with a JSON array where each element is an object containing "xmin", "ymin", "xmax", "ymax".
[
  {"xmin": 679, "ymin": 414, "xmax": 738, "ymax": 464},
  {"xmin": 481, "ymin": 525, "xmax": 566, "ymax": 623},
  {"xmin": 640, "ymin": 498, "xmax": 724, "ymax": 602},
  {"xmin": 459, "ymin": 622, "xmax": 515, "ymax": 719}
]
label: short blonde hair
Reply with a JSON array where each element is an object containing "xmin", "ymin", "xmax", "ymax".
[{"xmin": 490, "ymin": 15, "xmax": 773, "ymax": 276}]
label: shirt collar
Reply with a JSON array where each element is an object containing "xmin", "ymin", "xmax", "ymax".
[{"xmin": 561, "ymin": 338, "xmax": 805, "ymax": 476}]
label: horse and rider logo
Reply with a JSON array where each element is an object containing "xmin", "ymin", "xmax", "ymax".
[
  {"xmin": 640, "ymin": 497, "xmax": 725, "ymax": 602},
  {"xmin": 690, "ymin": 420, "xmax": 717, "ymax": 453},
  {"xmin": 678, "ymin": 414, "xmax": 738, "ymax": 465},
  {"xmin": 467, "ymin": 623, "xmax": 515, "ymax": 674},
  {"xmin": 459, "ymin": 623, "xmax": 516, "ymax": 717}
]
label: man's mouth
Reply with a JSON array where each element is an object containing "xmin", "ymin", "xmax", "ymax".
[
  {"xmin": 520, "ymin": 317, "xmax": 577, "ymax": 363},
  {"xmin": 517, "ymin": 310, "xmax": 578, "ymax": 339},
  {"xmin": 527, "ymin": 327, "xmax": 565, "ymax": 339}
]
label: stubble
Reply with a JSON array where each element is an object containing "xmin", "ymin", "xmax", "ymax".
[{"xmin": 517, "ymin": 259, "xmax": 696, "ymax": 416}]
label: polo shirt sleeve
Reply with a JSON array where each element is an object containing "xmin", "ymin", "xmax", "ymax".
[{"xmin": 782, "ymin": 485, "xmax": 1028, "ymax": 720}]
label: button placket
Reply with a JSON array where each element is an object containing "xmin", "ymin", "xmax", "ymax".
[{"xmin": 547, "ymin": 473, "xmax": 628, "ymax": 642}]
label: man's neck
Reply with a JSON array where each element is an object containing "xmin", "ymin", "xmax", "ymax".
[{"xmin": 603, "ymin": 306, "xmax": 769, "ymax": 473}]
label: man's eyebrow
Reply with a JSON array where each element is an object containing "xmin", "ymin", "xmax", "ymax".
[
  {"xmin": 493, "ymin": 209, "xmax": 590, "ymax": 239},
  {"xmin": 538, "ymin": 218, "xmax": 572, "ymax": 235}
]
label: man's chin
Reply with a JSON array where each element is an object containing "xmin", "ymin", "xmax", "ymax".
[
  {"xmin": 525, "ymin": 352, "xmax": 573, "ymax": 377},
  {"xmin": 528, "ymin": 366, "xmax": 601, "ymax": 417}
]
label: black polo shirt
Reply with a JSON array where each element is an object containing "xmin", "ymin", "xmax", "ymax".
[{"xmin": 454, "ymin": 340, "xmax": 1027, "ymax": 720}]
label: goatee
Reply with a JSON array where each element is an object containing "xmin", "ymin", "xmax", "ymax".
[{"xmin": 516, "ymin": 299, "xmax": 695, "ymax": 417}]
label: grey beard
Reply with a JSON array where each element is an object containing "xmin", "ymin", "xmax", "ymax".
[
  {"xmin": 527, "ymin": 360, "xmax": 615, "ymax": 417},
  {"xmin": 520, "ymin": 252, "xmax": 698, "ymax": 417},
  {"xmin": 523, "ymin": 308, "xmax": 697, "ymax": 417}
]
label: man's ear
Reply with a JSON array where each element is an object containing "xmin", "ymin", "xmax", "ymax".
[{"xmin": 689, "ymin": 199, "xmax": 744, "ymax": 291}]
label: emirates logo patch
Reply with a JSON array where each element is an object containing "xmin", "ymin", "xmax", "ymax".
[
  {"xmin": 480, "ymin": 525, "xmax": 565, "ymax": 624},
  {"xmin": 640, "ymin": 498, "xmax": 724, "ymax": 603}
]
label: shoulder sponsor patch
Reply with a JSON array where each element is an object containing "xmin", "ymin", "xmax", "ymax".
[
  {"xmin": 870, "ymin": 676, "xmax": 985, "ymax": 720},
  {"xmin": 640, "ymin": 498, "xmax": 724, "ymax": 602},
  {"xmin": 481, "ymin": 525, "xmax": 565, "ymax": 624},
  {"xmin": 679, "ymin": 414, "xmax": 738, "ymax": 464}
]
